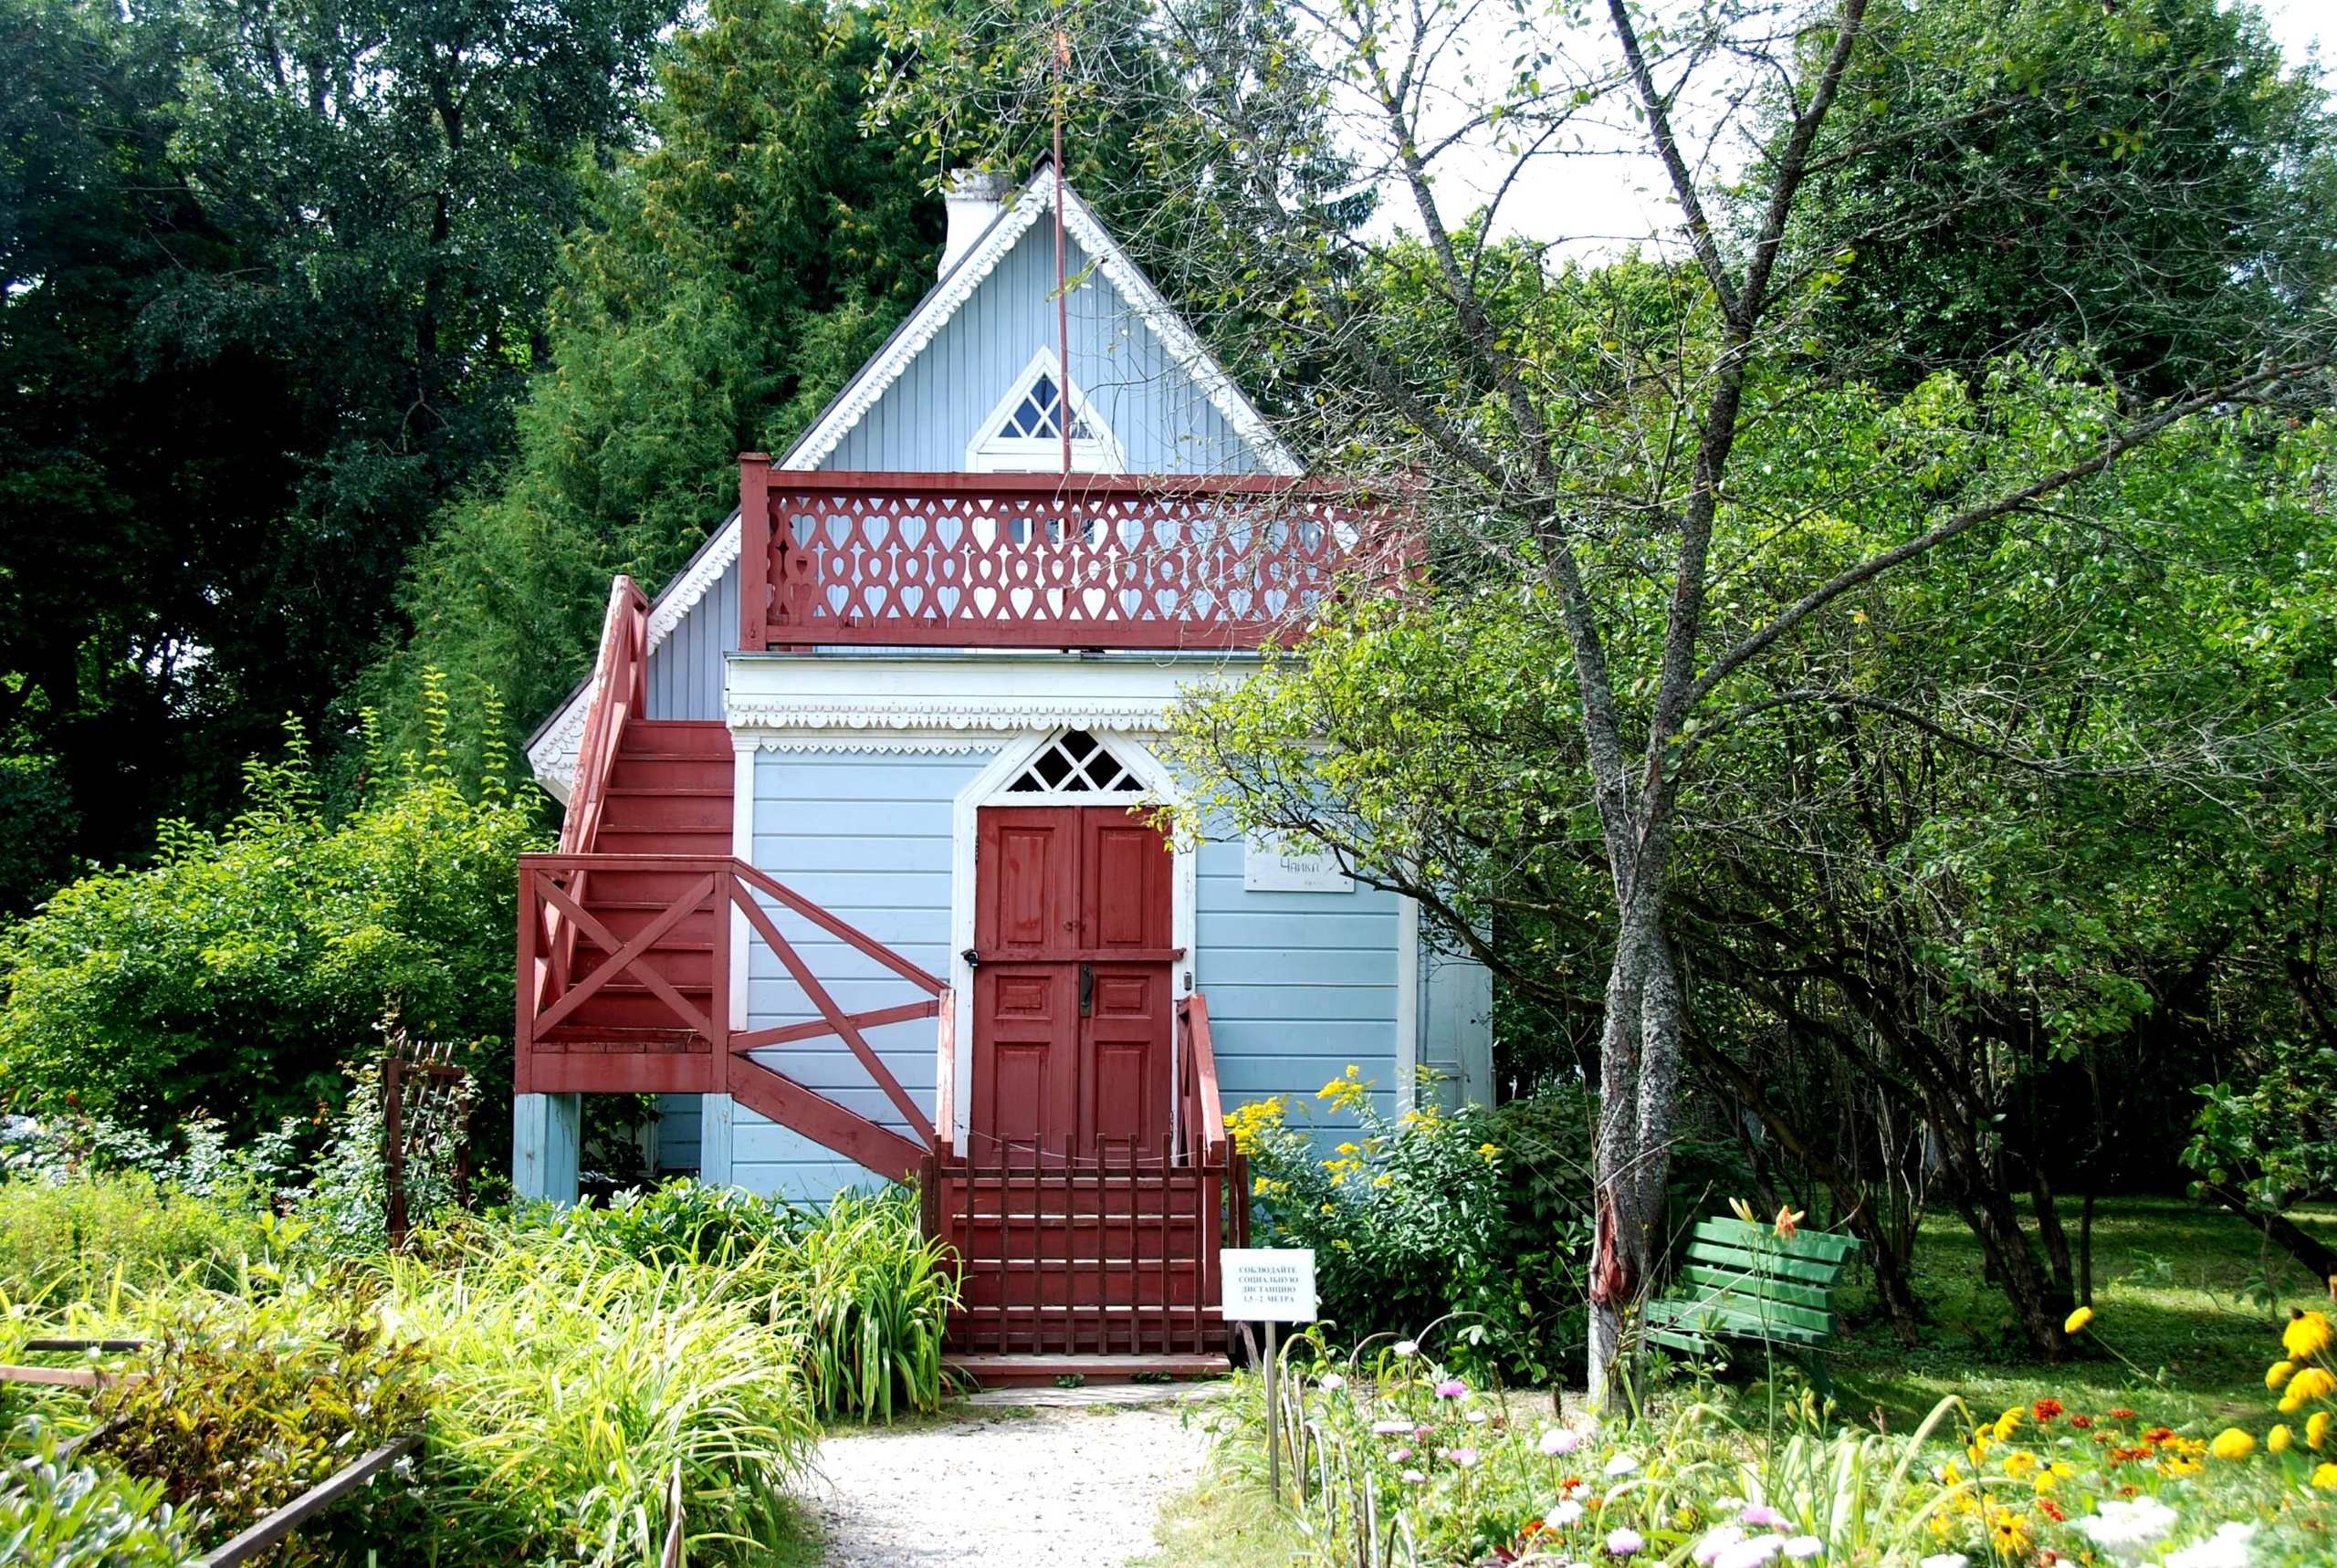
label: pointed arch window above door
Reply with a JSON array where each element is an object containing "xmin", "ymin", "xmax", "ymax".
[
  {"xmin": 968, "ymin": 349, "xmax": 1124, "ymax": 472},
  {"xmin": 1005, "ymin": 729, "xmax": 1144, "ymax": 797}
]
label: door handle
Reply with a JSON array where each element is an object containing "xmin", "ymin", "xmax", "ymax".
[{"xmin": 1079, "ymin": 962, "xmax": 1094, "ymax": 1018}]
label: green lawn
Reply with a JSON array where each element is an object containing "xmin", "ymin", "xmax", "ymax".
[{"xmin": 1820, "ymin": 1196, "xmax": 2337, "ymax": 1431}]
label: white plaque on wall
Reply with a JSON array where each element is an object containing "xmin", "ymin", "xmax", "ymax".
[{"xmin": 1243, "ymin": 835, "xmax": 1355, "ymax": 893}]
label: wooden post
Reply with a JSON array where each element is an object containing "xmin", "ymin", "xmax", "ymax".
[
  {"xmin": 383, "ymin": 1057, "xmax": 407, "ymax": 1249},
  {"xmin": 1264, "ymin": 1318, "xmax": 1280, "ymax": 1501},
  {"xmin": 739, "ymin": 453, "xmax": 771, "ymax": 652}
]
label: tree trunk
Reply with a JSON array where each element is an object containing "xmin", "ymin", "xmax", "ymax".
[
  {"xmin": 2198, "ymin": 1182, "xmax": 2337, "ymax": 1283},
  {"xmin": 1588, "ymin": 908, "xmax": 1683, "ymax": 1400}
]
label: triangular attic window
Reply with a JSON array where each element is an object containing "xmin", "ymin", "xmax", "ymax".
[
  {"xmin": 969, "ymin": 349, "xmax": 1122, "ymax": 472},
  {"xmin": 1006, "ymin": 729, "xmax": 1141, "ymax": 794}
]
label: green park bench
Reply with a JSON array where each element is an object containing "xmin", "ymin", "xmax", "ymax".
[{"xmin": 1641, "ymin": 1215, "xmax": 1864, "ymax": 1396}]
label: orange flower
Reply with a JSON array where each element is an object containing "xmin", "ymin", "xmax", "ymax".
[
  {"xmin": 1776, "ymin": 1205, "xmax": 1805, "ymax": 1239},
  {"xmin": 2034, "ymin": 1399, "xmax": 2064, "ymax": 1422}
]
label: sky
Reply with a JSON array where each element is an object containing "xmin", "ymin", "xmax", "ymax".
[{"xmin": 1387, "ymin": 0, "xmax": 2331, "ymax": 256}]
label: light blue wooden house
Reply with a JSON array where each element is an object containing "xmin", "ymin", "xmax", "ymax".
[{"xmin": 515, "ymin": 165, "xmax": 1489, "ymax": 1367}]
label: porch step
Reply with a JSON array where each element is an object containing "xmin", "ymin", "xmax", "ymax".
[{"xmin": 947, "ymin": 1352, "xmax": 1231, "ymax": 1389}]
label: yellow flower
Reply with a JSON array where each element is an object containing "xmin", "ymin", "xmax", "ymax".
[
  {"xmin": 2279, "ymin": 1366, "xmax": 2337, "ymax": 1412},
  {"xmin": 2315, "ymin": 1461, "xmax": 2337, "ymax": 1490},
  {"xmin": 2269, "ymin": 1424, "xmax": 2294, "ymax": 1453},
  {"xmin": 1730, "ymin": 1197, "xmax": 1759, "ymax": 1226},
  {"xmin": 2308, "ymin": 1410, "xmax": 2332, "ymax": 1450},
  {"xmin": 1994, "ymin": 1408, "xmax": 2023, "ymax": 1442},
  {"xmin": 2064, "ymin": 1306, "xmax": 2094, "ymax": 1334},
  {"xmin": 2210, "ymin": 1427, "xmax": 2258, "ymax": 1459},
  {"xmin": 2284, "ymin": 1310, "xmax": 2334, "ymax": 1361},
  {"xmin": 2002, "ymin": 1451, "xmax": 2039, "ymax": 1480},
  {"xmin": 1986, "ymin": 1507, "xmax": 2030, "ymax": 1555},
  {"xmin": 2162, "ymin": 1456, "xmax": 2204, "ymax": 1478},
  {"xmin": 1477, "ymin": 1142, "xmax": 1501, "ymax": 1162},
  {"xmin": 2269, "ymin": 1361, "xmax": 2298, "ymax": 1391}
]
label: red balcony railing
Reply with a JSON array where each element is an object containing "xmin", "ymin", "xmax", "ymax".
[{"xmin": 738, "ymin": 461, "xmax": 1400, "ymax": 652}]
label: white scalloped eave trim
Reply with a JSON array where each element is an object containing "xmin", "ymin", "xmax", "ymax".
[
  {"xmin": 728, "ymin": 696, "xmax": 1175, "ymax": 734},
  {"xmin": 748, "ymin": 732, "xmax": 1005, "ymax": 754},
  {"xmin": 779, "ymin": 169, "xmax": 1299, "ymax": 477}
]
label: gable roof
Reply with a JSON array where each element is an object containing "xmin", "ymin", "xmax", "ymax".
[
  {"xmin": 526, "ymin": 164, "xmax": 1298, "ymax": 798},
  {"xmin": 781, "ymin": 162, "xmax": 1300, "ymax": 475}
]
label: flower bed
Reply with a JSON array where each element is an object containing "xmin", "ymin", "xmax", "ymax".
[{"xmin": 1240, "ymin": 1314, "xmax": 2337, "ymax": 1567}]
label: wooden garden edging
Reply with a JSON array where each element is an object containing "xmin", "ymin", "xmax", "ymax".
[{"xmin": 192, "ymin": 1429, "xmax": 424, "ymax": 1568}]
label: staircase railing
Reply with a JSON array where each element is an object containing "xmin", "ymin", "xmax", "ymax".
[
  {"xmin": 562, "ymin": 577, "xmax": 648, "ymax": 854},
  {"xmin": 516, "ymin": 852, "xmax": 951, "ymax": 1181}
]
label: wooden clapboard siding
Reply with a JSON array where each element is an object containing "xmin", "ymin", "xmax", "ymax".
[
  {"xmin": 1191, "ymin": 839, "xmax": 1406, "ymax": 1124},
  {"xmin": 645, "ymin": 556, "xmax": 737, "ymax": 721},
  {"xmin": 823, "ymin": 225, "xmax": 1267, "ymax": 477},
  {"xmin": 728, "ymin": 747, "xmax": 1000, "ymax": 1201}
]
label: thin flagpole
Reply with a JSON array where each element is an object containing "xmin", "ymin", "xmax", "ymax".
[{"xmin": 1053, "ymin": 25, "xmax": 1071, "ymax": 476}]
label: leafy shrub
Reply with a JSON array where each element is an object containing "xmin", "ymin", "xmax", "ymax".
[
  {"xmin": 0, "ymin": 702, "xmax": 542, "ymax": 1145},
  {"xmin": 0, "ymin": 1169, "xmax": 272, "ymax": 1301},
  {"xmin": 0, "ymin": 1425, "xmax": 193, "ymax": 1568},
  {"xmin": 1231, "ymin": 1074, "xmax": 1594, "ymax": 1385},
  {"xmin": 89, "ymin": 1287, "xmax": 431, "ymax": 1560},
  {"xmin": 383, "ymin": 1239, "xmax": 816, "ymax": 1567},
  {"xmin": 552, "ymin": 1176, "xmax": 803, "ymax": 1270}
]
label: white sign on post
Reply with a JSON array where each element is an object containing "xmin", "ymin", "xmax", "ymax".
[
  {"xmin": 1242, "ymin": 836, "xmax": 1355, "ymax": 894},
  {"xmin": 1220, "ymin": 1248, "xmax": 1318, "ymax": 1322}
]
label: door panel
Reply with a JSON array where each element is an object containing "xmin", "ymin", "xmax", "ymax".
[
  {"xmin": 1082, "ymin": 811, "xmax": 1172, "ymax": 952},
  {"xmin": 975, "ymin": 802, "xmax": 1173, "ymax": 1162},
  {"xmin": 978, "ymin": 809, "xmax": 1077, "ymax": 955},
  {"xmin": 971, "ymin": 964, "xmax": 1077, "ymax": 1156},
  {"xmin": 1083, "ymin": 965, "xmax": 1171, "ymax": 1158}
]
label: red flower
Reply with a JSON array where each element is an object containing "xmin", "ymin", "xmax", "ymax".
[
  {"xmin": 2069, "ymin": 1415, "xmax": 2093, "ymax": 1429},
  {"xmin": 2034, "ymin": 1399, "xmax": 2064, "ymax": 1422},
  {"xmin": 2112, "ymin": 1447, "xmax": 2152, "ymax": 1463},
  {"xmin": 2109, "ymin": 1407, "xmax": 2136, "ymax": 1420},
  {"xmin": 2039, "ymin": 1499, "xmax": 2067, "ymax": 1522},
  {"xmin": 2144, "ymin": 1427, "xmax": 2175, "ymax": 1445}
]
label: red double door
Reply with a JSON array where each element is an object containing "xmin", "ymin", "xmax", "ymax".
[{"xmin": 972, "ymin": 807, "xmax": 1177, "ymax": 1164}]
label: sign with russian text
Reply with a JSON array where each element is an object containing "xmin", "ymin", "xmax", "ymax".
[
  {"xmin": 1221, "ymin": 1248, "xmax": 1318, "ymax": 1322},
  {"xmin": 1242, "ymin": 836, "xmax": 1355, "ymax": 893}
]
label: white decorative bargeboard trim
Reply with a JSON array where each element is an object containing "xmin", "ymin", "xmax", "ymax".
[
  {"xmin": 728, "ymin": 697, "xmax": 1178, "ymax": 735},
  {"xmin": 747, "ymin": 732, "xmax": 1005, "ymax": 755},
  {"xmin": 778, "ymin": 164, "xmax": 1299, "ymax": 477}
]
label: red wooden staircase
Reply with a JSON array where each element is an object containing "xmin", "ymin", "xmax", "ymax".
[{"xmin": 518, "ymin": 573, "xmax": 1245, "ymax": 1368}]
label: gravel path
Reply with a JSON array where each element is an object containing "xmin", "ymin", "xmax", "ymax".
[{"xmin": 807, "ymin": 1404, "xmax": 1212, "ymax": 1566}]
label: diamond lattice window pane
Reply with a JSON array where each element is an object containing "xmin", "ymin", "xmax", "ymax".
[{"xmin": 1005, "ymin": 729, "xmax": 1141, "ymax": 793}]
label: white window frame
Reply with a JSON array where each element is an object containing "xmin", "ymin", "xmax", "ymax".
[
  {"xmin": 966, "ymin": 348, "xmax": 1125, "ymax": 474},
  {"xmin": 946, "ymin": 727, "xmax": 1196, "ymax": 1154}
]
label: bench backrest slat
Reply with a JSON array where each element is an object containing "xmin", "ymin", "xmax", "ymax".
[
  {"xmin": 1693, "ymin": 1217, "xmax": 1861, "ymax": 1263},
  {"xmin": 1684, "ymin": 1240, "xmax": 1845, "ymax": 1287}
]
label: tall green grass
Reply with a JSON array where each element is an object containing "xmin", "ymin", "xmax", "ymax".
[
  {"xmin": 383, "ymin": 1242, "xmax": 817, "ymax": 1567},
  {"xmin": 778, "ymin": 1189, "xmax": 959, "ymax": 1421},
  {"xmin": 0, "ymin": 1171, "xmax": 271, "ymax": 1301}
]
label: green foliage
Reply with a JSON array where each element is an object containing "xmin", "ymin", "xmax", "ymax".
[
  {"xmin": 383, "ymin": 1231, "xmax": 817, "ymax": 1567},
  {"xmin": 2186, "ymin": 1040, "xmax": 2337, "ymax": 1218},
  {"xmin": 369, "ymin": 0, "xmax": 939, "ymax": 779},
  {"xmin": 0, "ymin": 757, "xmax": 80, "ymax": 918},
  {"xmin": 1799, "ymin": 0, "xmax": 2336, "ymax": 392},
  {"xmin": 0, "ymin": 702, "xmax": 545, "ymax": 1143},
  {"xmin": 0, "ymin": 1168, "xmax": 273, "ymax": 1302},
  {"xmin": 0, "ymin": 0, "xmax": 673, "ymax": 857},
  {"xmin": 0, "ymin": 1427, "xmax": 193, "ymax": 1568},
  {"xmin": 780, "ymin": 1187, "xmax": 959, "ymax": 1421},
  {"xmin": 89, "ymin": 1288, "xmax": 432, "ymax": 1559},
  {"xmin": 1229, "ymin": 1076, "xmax": 1594, "ymax": 1385},
  {"xmin": 1227, "ymin": 1333, "xmax": 2337, "ymax": 1568},
  {"xmin": 541, "ymin": 1179, "xmax": 962, "ymax": 1419}
]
